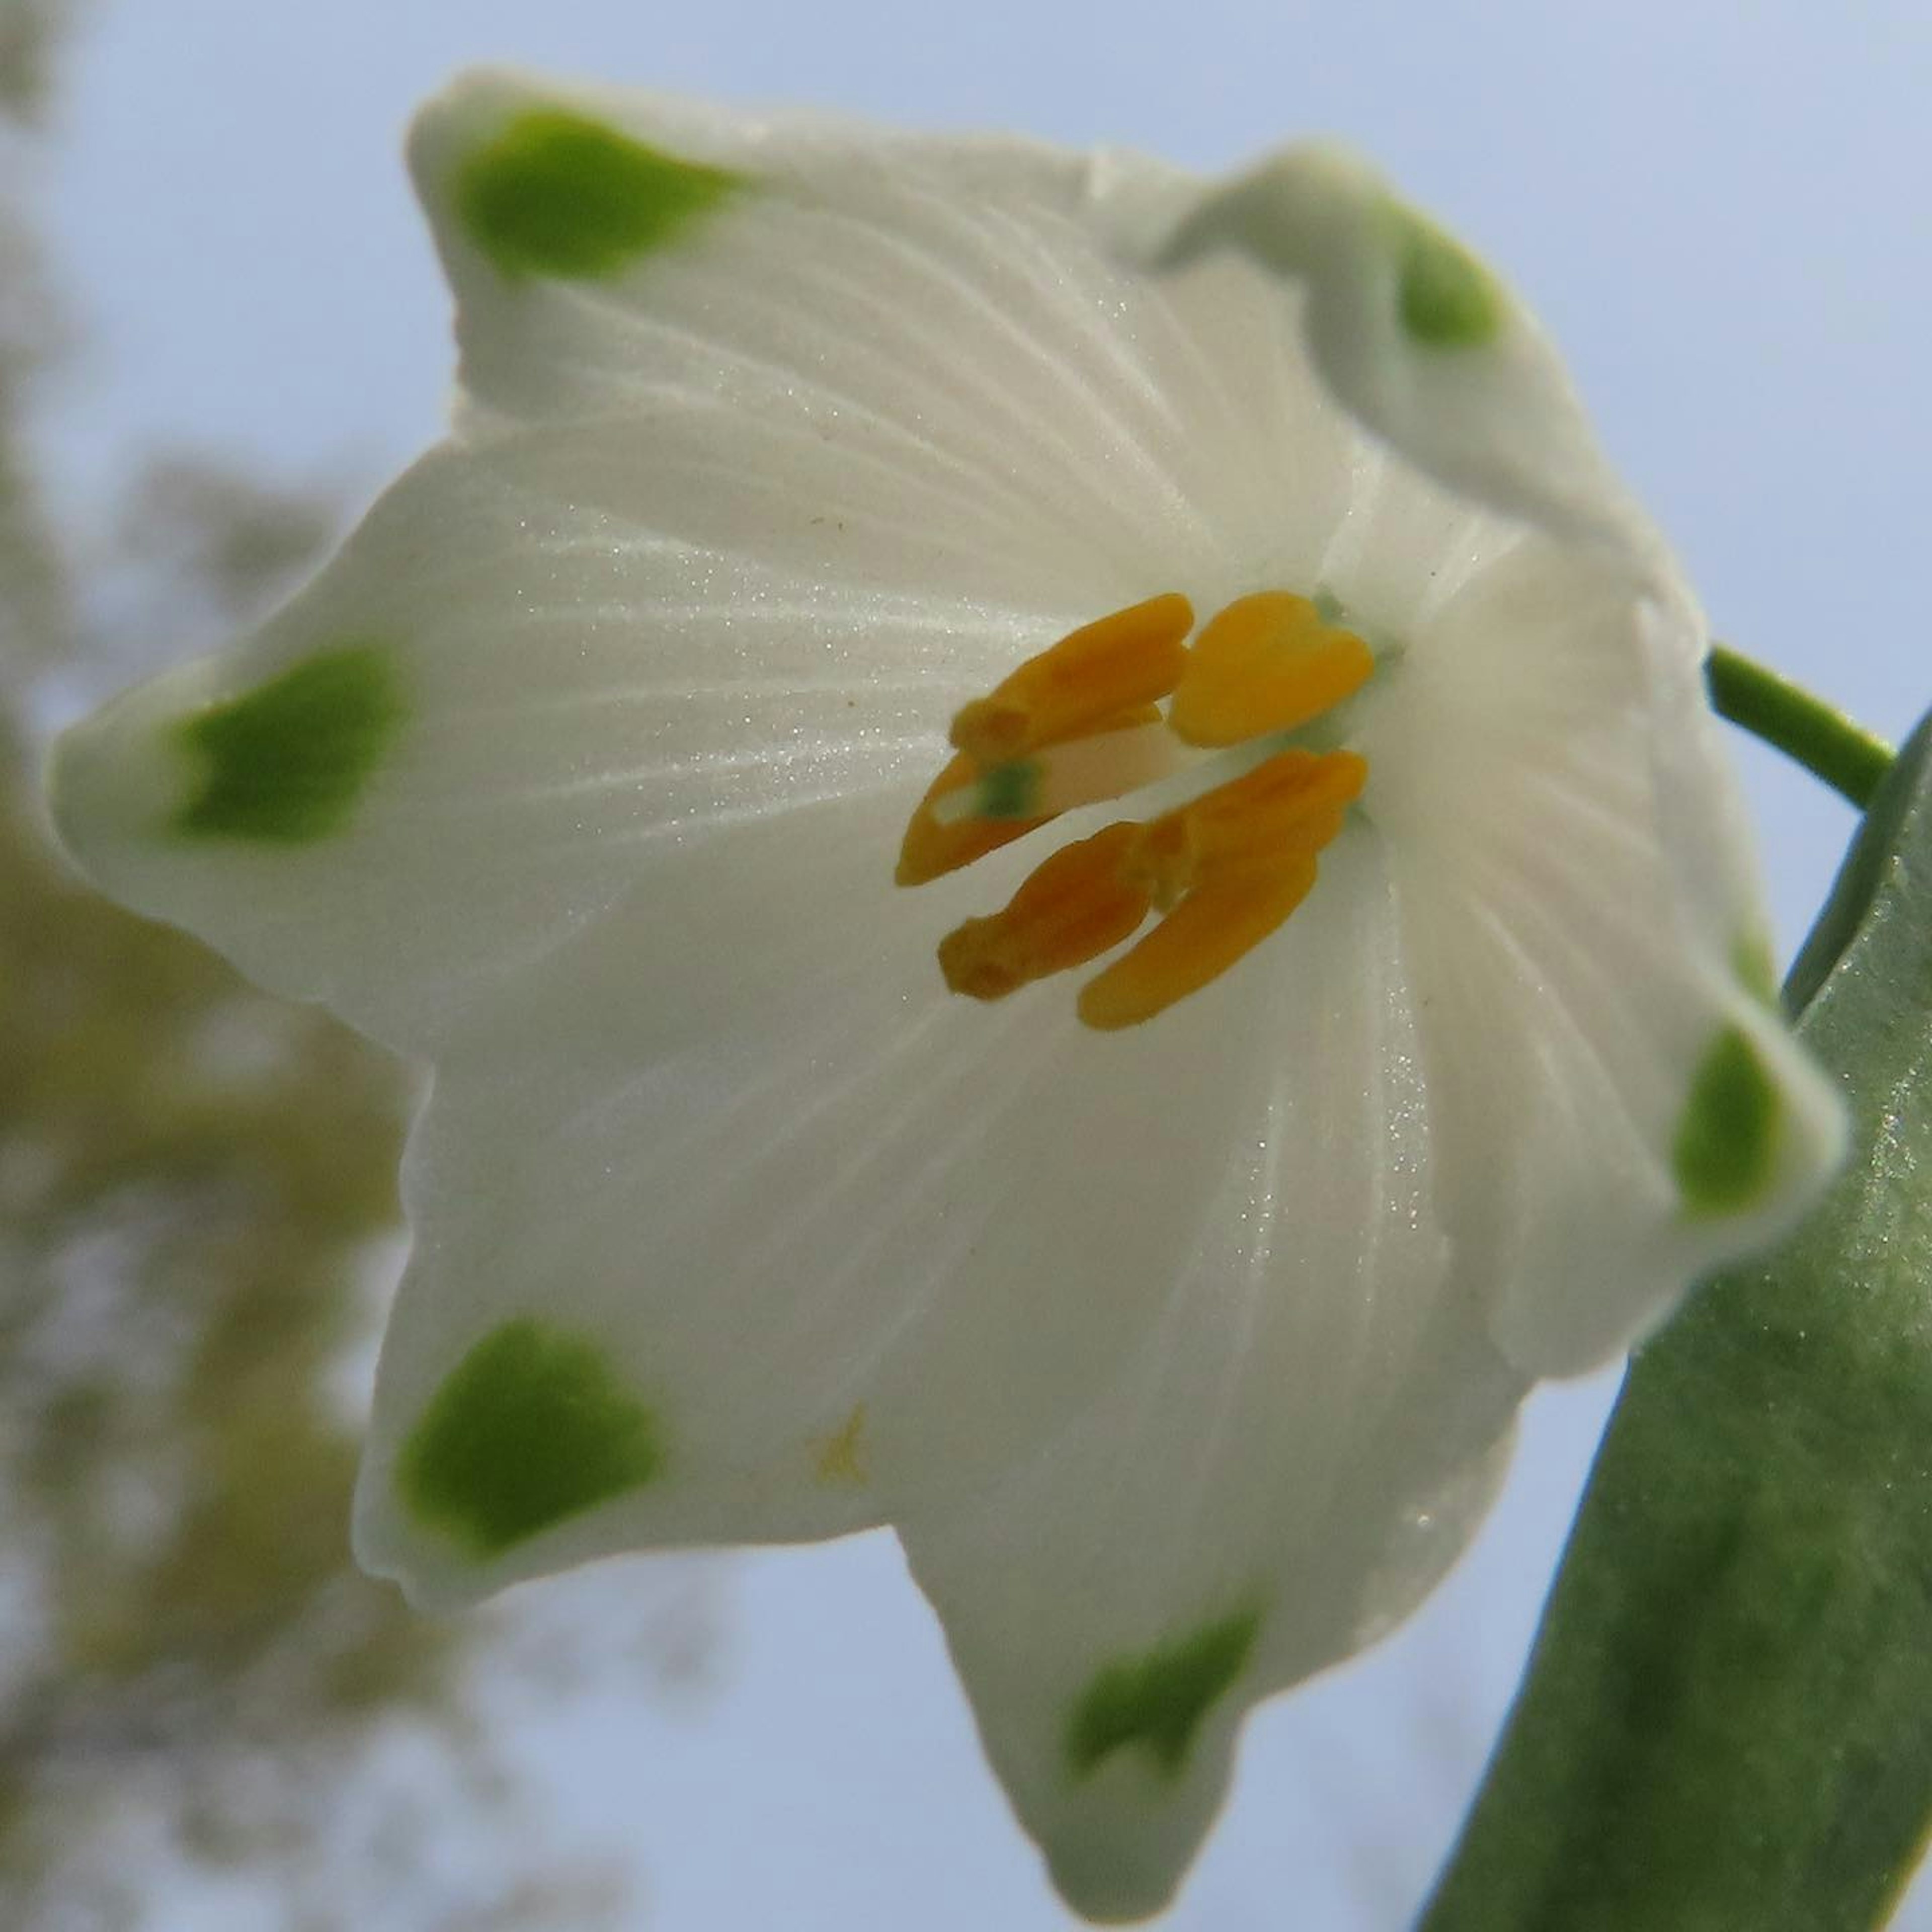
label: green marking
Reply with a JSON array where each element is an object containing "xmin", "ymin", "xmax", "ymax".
[
  {"xmin": 1674, "ymin": 1024, "xmax": 1783, "ymax": 1216},
  {"xmin": 1386, "ymin": 200, "xmax": 1502, "ymax": 349},
  {"xmin": 398, "ymin": 1318, "xmax": 663, "ymax": 1559},
  {"xmin": 455, "ymin": 107, "xmax": 743, "ymax": 281},
  {"xmin": 1066, "ymin": 1609, "xmax": 1260, "ymax": 1779},
  {"xmin": 171, "ymin": 645, "xmax": 400, "ymax": 844},
  {"xmin": 978, "ymin": 759, "xmax": 1042, "ymax": 820}
]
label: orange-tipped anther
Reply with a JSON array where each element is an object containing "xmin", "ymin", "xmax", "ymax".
[
  {"xmin": 948, "ymin": 593, "xmax": 1193, "ymax": 766},
  {"xmin": 937, "ymin": 824, "xmax": 1151, "ymax": 1003},
  {"xmin": 1168, "ymin": 592, "xmax": 1374, "ymax": 748}
]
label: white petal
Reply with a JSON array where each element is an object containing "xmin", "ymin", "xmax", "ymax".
[
  {"xmin": 896, "ymin": 832, "xmax": 1525, "ymax": 1920},
  {"xmin": 408, "ymin": 68, "xmax": 1360, "ymax": 609},
  {"xmin": 355, "ymin": 794, "xmax": 1406, "ymax": 1608},
  {"xmin": 50, "ymin": 76, "xmax": 1425, "ymax": 1055},
  {"xmin": 1359, "ymin": 540, "xmax": 1846, "ymax": 1374},
  {"xmin": 48, "ymin": 422, "xmax": 1114, "ymax": 1051}
]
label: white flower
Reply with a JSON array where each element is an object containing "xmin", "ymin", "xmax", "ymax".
[{"xmin": 49, "ymin": 71, "xmax": 1846, "ymax": 1920}]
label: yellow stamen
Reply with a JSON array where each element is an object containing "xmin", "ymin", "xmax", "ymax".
[
  {"xmin": 929, "ymin": 715, "xmax": 1194, "ymax": 829},
  {"xmin": 1080, "ymin": 749, "xmax": 1367, "ymax": 1030},
  {"xmin": 1168, "ymin": 592, "xmax": 1374, "ymax": 748},
  {"xmin": 896, "ymin": 748, "xmax": 1049, "ymax": 887},
  {"xmin": 897, "ymin": 706, "xmax": 1174, "ymax": 887},
  {"xmin": 1078, "ymin": 863, "xmax": 1321, "ymax": 1031},
  {"xmin": 938, "ymin": 824, "xmax": 1152, "ymax": 1003},
  {"xmin": 948, "ymin": 593, "xmax": 1194, "ymax": 765},
  {"xmin": 901, "ymin": 589, "xmax": 1378, "ymax": 1029},
  {"xmin": 1123, "ymin": 748, "xmax": 1368, "ymax": 904}
]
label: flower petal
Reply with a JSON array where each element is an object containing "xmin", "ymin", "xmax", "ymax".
[
  {"xmin": 353, "ymin": 795, "xmax": 1400, "ymax": 1608},
  {"xmin": 896, "ymin": 831, "xmax": 1525, "ymax": 1919},
  {"xmin": 408, "ymin": 69, "xmax": 1363, "ymax": 610},
  {"xmin": 50, "ymin": 77, "xmax": 1427, "ymax": 1054},
  {"xmin": 1094, "ymin": 141, "xmax": 1670, "ymax": 572},
  {"xmin": 49, "ymin": 415, "xmax": 1156, "ymax": 1051},
  {"xmin": 1358, "ymin": 540, "xmax": 1846, "ymax": 1374}
]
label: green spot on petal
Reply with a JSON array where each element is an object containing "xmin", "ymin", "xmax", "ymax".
[
  {"xmin": 1066, "ymin": 1608, "xmax": 1260, "ymax": 1779},
  {"xmin": 399, "ymin": 1319, "xmax": 663, "ymax": 1559},
  {"xmin": 456, "ymin": 107, "xmax": 743, "ymax": 281},
  {"xmin": 1674, "ymin": 1023, "xmax": 1783, "ymax": 1217},
  {"xmin": 171, "ymin": 645, "xmax": 400, "ymax": 844},
  {"xmin": 1387, "ymin": 200, "xmax": 1502, "ymax": 349}
]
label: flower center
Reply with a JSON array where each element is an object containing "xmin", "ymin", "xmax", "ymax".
[{"xmin": 897, "ymin": 592, "xmax": 1374, "ymax": 1029}]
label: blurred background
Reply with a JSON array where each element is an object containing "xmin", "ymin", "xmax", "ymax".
[{"xmin": 3, "ymin": 1, "xmax": 1928, "ymax": 1926}]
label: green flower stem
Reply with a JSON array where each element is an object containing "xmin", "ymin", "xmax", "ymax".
[
  {"xmin": 1419, "ymin": 712, "xmax": 1932, "ymax": 1932},
  {"xmin": 1706, "ymin": 646, "xmax": 1894, "ymax": 810}
]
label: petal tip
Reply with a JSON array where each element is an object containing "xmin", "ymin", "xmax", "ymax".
[{"xmin": 410, "ymin": 69, "xmax": 746, "ymax": 285}]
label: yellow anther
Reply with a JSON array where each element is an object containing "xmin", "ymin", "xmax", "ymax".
[
  {"xmin": 948, "ymin": 593, "xmax": 1194, "ymax": 765},
  {"xmin": 903, "ymin": 588, "xmax": 1377, "ymax": 1029},
  {"xmin": 938, "ymin": 824, "xmax": 1152, "ymax": 1003},
  {"xmin": 1168, "ymin": 592, "xmax": 1374, "ymax": 749},
  {"xmin": 1126, "ymin": 748, "xmax": 1367, "ymax": 901},
  {"xmin": 897, "ymin": 749, "xmax": 1050, "ymax": 887},
  {"xmin": 1078, "ymin": 863, "xmax": 1321, "ymax": 1031},
  {"xmin": 1079, "ymin": 749, "xmax": 1367, "ymax": 1031}
]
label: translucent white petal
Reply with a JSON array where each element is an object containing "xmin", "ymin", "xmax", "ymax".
[
  {"xmin": 1358, "ymin": 540, "xmax": 1846, "ymax": 1373},
  {"xmin": 896, "ymin": 833, "xmax": 1525, "ymax": 1920}
]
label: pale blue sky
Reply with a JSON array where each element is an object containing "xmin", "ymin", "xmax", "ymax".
[{"xmin": 35, "ymin": 2, "xmax": 1932, "ymax": 1926}]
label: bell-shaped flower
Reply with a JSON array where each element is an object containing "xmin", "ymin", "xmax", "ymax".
[{"xmin": 49, "ymin": 71, "xmax": 1846, "ymax": 1920}]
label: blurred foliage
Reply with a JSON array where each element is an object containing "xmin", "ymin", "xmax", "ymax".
[
  {"xmin": 0, "ymin": 0, "xmax": 73, "ymax": 127},
  {"xmin": 0, "ymin": 705, "xmax": 441, "ymax": 1922},
  {"xmin": 0, "ymin": 6, "xmax": 714, "ymax": 1926}
]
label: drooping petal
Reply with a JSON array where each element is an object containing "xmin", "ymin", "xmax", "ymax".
[
  {"xmin": 1094, "ymin": 141, "xmax": 1669, "ymax": 573},
  {"xmin": 1357, "ymin": 539, "xmax": 1846, "ymax": 1374},
  {"xmin": 1077, "ymin": 128, "xmax": 1845, "ymax": 1368},
  {"xmin": 897, "ymin": 831, "xmax": 1526, "ymax": 1919}
]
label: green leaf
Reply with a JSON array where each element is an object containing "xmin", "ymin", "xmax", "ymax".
[{"xmin": 1421, "ymin": 710, "xmax": 1932, "ymax": 1932}]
